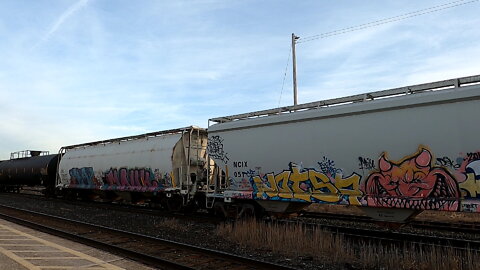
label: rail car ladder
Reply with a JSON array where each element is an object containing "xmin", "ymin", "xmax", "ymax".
[{"xmin": 206, "ymin": 159, "xmax": 230, "ymax": 209}]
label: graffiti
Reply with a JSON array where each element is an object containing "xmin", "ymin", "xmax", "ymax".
[
  {"xmin": 362, "ymin": 147, "xmax": 460, "ymax": 211},
  {"xmin": 153, "ymin": 169, "xmax": 174, "ymax": 187},
  {"xmin": 229, "ymin": 169, "xmax": 256, "ymax": 190},
  {"xmin": 435, "ymin": 156, "xmax": 461, "ymax": 169},
  {"xmin": 207, "ymin": 135, "xmax": 229, "ymax": 164},
  {"xmin": 230, "ymin": 178, "xmax": 252, "ymax": 190},
  {"xmin": 233, "ymin": 169, "xmax": 256, "ymax": 179},
  {"xmin": 68, "ymin": 167, "xmax": 175, "ymax": 191},
  {"xmin": 104, "ymin": 168, "xmax": 164, "ymax": 191},
  {"xmin": 69, "ymin": 167, "xmax": 101, "ymax": 188},
  {"xmin": 317, "ymin": 157, "xmax": 343, "ymax": 178},
  {"xmin": 224, "ymin": 190, "xmax": 253, "ymax": 200},
  {"xmin": 466, "ymin": 152, "xmax": 480, "ymax": 163},
  {"xmin": 237, "ymin": 169, "xmax": 256, "ymax": 190},
  {"xmin": 358, "ymin": 157, "xmax": 375, "ymax": 170},
  {"xmin": 459, "ymin": 160, "xmax": 480, "ymax": 198},
  {"xmin": 250, "ymin": 162, "xmax": 362, "ymax": 205},
  {"xmin": 227, "ymin": 146, "xmax": 480, "ymax": 213},
  {"xmin": 242, "ymin": 169, "xmax": 256, "ymax": 179}
]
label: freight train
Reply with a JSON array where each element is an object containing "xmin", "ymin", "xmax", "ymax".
[{"xmin": 1, "ymin": 75, "xmax": 479, "ymax": 222}]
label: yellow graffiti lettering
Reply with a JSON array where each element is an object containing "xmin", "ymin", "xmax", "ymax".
[
  {"xmin": 252, "ymin": 176, "xmax": 275, "ymax": 192},
  {"xmin": 333, "ymin": 174, "xmax": 361, "ymax": 195},
  {"xmin": 250, "ymin": 163, "xmax": 363, "ymax": 205},
  {"xmin": 460, "ymin": 173, "xmax": 480, "ymax": 197},
  {"xmin": 311, "ymin": 193, "xmax": 342, "ymax": 203},
  {"xmin": 293, "ymin": 193, "xmax": 311, "ymax": 201},
  {"xmin": 347, "ymin": 197, "xmax": 362, "ymax": 206},
  {"xmin": 274, "ymin": 171, "xmax": 292, "ymax": 193},
  {"xmin": 277, "ymin": 192, "xmax": 295, "ymax": 199},
  {"xmin": 309, "ymin": 170, "xmax": 339, "ymax": 194},
  {"xmin": 289, "ymin": 166, "xmax": 310, "ymax": 193},
  {"xmin": 252, "ymin": 171, "xmax": 291, "ymax": 194},
  {"xmin": 334, "ymin": 174, "xmax": 362, "ymax": 205},
  {"xmin": 264, "ymin": 191, "xmax": 281, "ymax": 198},
  {"xmin": 271, "ymin": 171, "xmax": 293, "ymax": 199}
]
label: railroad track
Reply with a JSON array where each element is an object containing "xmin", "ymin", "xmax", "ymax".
[
  {"xmin": 297, "ymin": 211, "xmax": 480, "ymax": 250},
  {"xmin": 412, "ymin": 219, "xmax": 480, "ymax": 233},
  {"xmin": 299, "ymin": 211, "xmax": 480, "ymax": 234},
  {"xmin": 4, "ymin": 192, "xmax": 480, "ymax": 253},
  {"xmin": 6, "ymin": 191, "xmax": 219, "ymax": 224},
  {"xmin": 21, "ymin": 191, "xmax": 480, "ymax": 235},
  {"xmin": 0, "ymin": 204, "xmax": 297, "ymax": 270}
]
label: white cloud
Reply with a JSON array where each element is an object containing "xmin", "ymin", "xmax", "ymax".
[
  {"xmin": 0, "ymin": 0, "xmax": 479, "ymax": 159},
  {"xmin": 33, "ymin": 0, "xmax": 90, "ymax": 49}
]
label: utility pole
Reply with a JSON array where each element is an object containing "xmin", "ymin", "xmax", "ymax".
[{"xmin": 292, "ymin": 33, "xmax": 299, "ymax": 106}]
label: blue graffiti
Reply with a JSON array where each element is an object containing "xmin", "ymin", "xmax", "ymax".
[
  {"xmin": 318, "ymin": 156, "xmax": 343, "ymax": 177},
  {"xmin": 69, "ymin": 167, "xmax": 96, "ymax": 188}
]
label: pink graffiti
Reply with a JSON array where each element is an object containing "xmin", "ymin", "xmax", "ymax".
[{"xmin": 105, "ymin": 168, "xmax": 158, "ymax": 191}]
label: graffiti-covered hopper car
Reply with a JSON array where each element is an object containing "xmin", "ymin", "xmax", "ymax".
[
  {"xmin": 57, "ymin": 126, "xmax": 208, "ymax": 209},
  {"xmin": 207, "ymin": 75, "xmax": 480, "ymax": 221}
]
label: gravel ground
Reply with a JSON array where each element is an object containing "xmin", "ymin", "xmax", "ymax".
[
  {"xmin": 0, "ymin": 193, "xmax": 477, "ymax": 270},
  {"xmin": 296, "ymin": 215, "xmax": 480, "ymax": 241},
  {"xmin": 0, "ymin": 193, "xmax": 329, "ymax": 270}
]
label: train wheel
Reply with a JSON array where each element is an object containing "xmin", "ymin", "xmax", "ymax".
[
  {"xmin": 162, "ymin": 195, "xmax": 182, "ymax": 212},
  {"xmin": 238, "ymin": 203, "xmax": 256, "ymax": 219},
  {"xmin": 213, "ymin": 201, "xmax": 226, "ymax": 218}
]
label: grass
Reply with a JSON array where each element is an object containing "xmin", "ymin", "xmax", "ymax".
[
  {"xmin": 217, "ymin": 219, "xmax": 479, "ymax": 270},
  {"xmin": 154, "ymin": 217, "xmax": 188, "ymax": 232}
]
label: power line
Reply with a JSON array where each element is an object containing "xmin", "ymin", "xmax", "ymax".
[
  {"xmin": 281, "ymin": 0, "xmax": 477, "ymax": 107},
  {"xmin": 278, "ymin": 45, "xmax": 292, "ymax": 108},
  {"xmin": 297, "ymin": 0, "xmax": 478, "ymax": 43}
]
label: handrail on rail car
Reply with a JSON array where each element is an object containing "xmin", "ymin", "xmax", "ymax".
[{"xmin": 209, "ymin": 74, "xmax": 480, "ymax": 123}]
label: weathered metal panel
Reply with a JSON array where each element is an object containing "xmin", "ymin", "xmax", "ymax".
[
  {"xmin": 0, "ymin": 154, "xmax": 59, "ymax": 186},
  {"xmin": 208, "ymin": 82, "xmax": 480, "ymax": 213},
  {"xmin": 57, "ymin": 133, "xmax": 182, "ymax": 191}
]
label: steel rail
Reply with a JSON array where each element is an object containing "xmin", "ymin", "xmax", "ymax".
[
  {"xmin": 0, "ymin": 204, "xmax": 297, "ymax": 270},
  {"xmin": 296, "ymin": 211, "xmax": 480, "ymax": 250},
  {"xmin": 300, "ymin": 211, "xmax": 480, "ymax": 234},
  {"xmin": 7, "ymin": 191, "xmax": 220, "ymax": 224}
]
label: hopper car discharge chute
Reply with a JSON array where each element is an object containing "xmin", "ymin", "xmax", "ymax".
[
  {"xmin": 206, "ymin": 74, "xmax": 480, "ymax": 222},
  {"xmin": 56, "ymin": 126, "xmax": 209, "ymax": 211}
]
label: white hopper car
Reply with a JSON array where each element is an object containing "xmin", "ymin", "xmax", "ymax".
[
  {"xmin": 207, "ymin": 75, "xmax": 480, "ymax": 221},
  {"xmin": 56, "ymin": 127, "xmax": 208, "ymax": 210}
]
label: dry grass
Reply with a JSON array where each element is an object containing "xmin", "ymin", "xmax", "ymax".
[
  {"xmin": 154, "ymin": 218, "xmax": 187, "ymax": 232},
  {"xmin": 217, "ymin": 219, "xmax": 354, "ymax": 263},
  {"xmin": 217, "ymin": 219, "xmax": 479, "ymax": 269}
]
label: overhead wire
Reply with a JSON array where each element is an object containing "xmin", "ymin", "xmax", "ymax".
[
  {"xmin": 297, "ymin": 0, "xmax": 479, "ymax": 43},
  {"xmin": 278, "ymin": 46, "xmax": 292, "ymax": 108},
  {"xmin": 278, "ymin": 0, "xmax": 477, "ymax": 106}
]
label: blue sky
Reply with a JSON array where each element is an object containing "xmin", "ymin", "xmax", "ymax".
[{"xmin": 0, "ymin": 0, "xmax": 479, "ymax": 159}]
